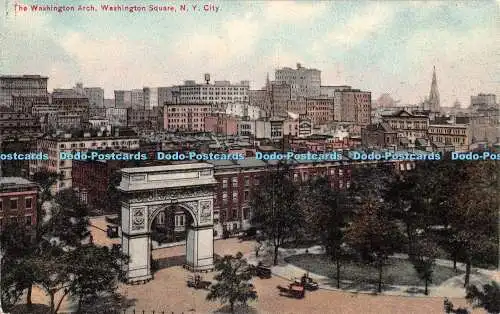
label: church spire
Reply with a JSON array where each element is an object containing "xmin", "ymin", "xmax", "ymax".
[{"xmin": 428, "ymin": 66, "xmax": 440, "ymax": 112}]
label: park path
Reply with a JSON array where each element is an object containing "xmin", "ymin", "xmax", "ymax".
[{"xmin": 245, "ymin": 243, "xmax": 500, "ymax": 298}]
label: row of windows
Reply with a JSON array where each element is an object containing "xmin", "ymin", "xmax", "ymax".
[
  {"xmin": 0, "ymin": 215, "xmax": 33, "ymax": 226},
  {"xmin": 58, "ymin": 140, "xmax": 139, "ymax": 149},
  {"xmin": 0, "ymin": 197, "xmax": 33, "ymax": 210}
]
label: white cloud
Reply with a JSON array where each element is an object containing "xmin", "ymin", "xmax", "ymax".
[
  {"xmin": 327, "ymin": 3, "xmax": 396, "ymax": 48},
  {"xmin": 264, "ymin": 1, "xmax": 326, "ymax": 22}
]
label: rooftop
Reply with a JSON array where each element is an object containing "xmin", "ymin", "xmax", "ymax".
[
  {"xmin": 120, "ymin": 163, "xmax": 214, "ymax": 174},
  {"xmin": 0, "ymin": 177, "xmax": 38, "ymax": 190},
  {"xmin": 0, "ymin": 75, "xmax": 48, "ymax": 79}
]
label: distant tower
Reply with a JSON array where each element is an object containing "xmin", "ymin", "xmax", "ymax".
[
  {"xmin": 204, "ymin": 73, "xmax": 210, "ymax": 85},
  {"xmin": 428, "ymin": 66, "xmax": 440, "ymax": 112}
]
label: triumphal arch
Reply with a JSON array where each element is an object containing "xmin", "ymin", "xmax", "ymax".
[{"xmin": 118, "ymin": 163, "xmax": 217, "ymax": 283}]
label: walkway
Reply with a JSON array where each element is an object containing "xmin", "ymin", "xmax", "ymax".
[{"xmin": 245, "ymin": 243, "xmax": 500, "ymax": 298}]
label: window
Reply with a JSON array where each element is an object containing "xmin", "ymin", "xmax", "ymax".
[
  {"xmin": 10, "ymin": 199, "xmax": 18, "ymax": 210},
  {"xmin": 244, "ymin": 177, "xmax": 250, "ymax": 187},
  {"xmin": 233, "ymin": 191, "xmax": 238, "ymax": 201},
  {"xmin": 0, "ymin": 200, "xmax": 2, "ymax": 211},
  {"xmin": 222, "ymin": 179, "xmax": 228, "ymax": 188},
  {"xmin": 223, "ymin": 192, "xmax": 228, "ymax": 204},
  {"xmin": 232, "ymin": 177, "xmax": 238, "ymax": 185},
  {"xmin": 244, "ymin": 190, "xmax": 249, "ymax": 201},
  {"xmin": 25, "ymin": 198, "xmax": 32, "ymax": 209},
  {"xmin": 25, "ymin": 216, "xmax": 32, "ymax": 226}
]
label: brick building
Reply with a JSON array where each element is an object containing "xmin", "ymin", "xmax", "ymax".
[{"xmin": 0, "ymin": 177, "xmax": 38, "ymax": 229}]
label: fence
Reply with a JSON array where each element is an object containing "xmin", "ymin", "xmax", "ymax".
[{"xmin": 120, "ymin": 311, "xmax": 187, "ymax": 314}]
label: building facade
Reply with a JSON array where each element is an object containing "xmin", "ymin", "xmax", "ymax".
[
  {"xmin": 30, "ymin": 132, "xmax": 140, "ymax": 191},
  {"xmin": 334, "ymin": 89, "xmax": 372, "ymax": 126},
  {"xmin": 0, "ymin": 177, "xmax": 38, "ymax": 230},
  {"xmin": 428, "ymin": 123, "xmax": 470, "ymax": 151},
  {"xmin": 177, "ymin": 80, "xmax": 249, "ymax": 104},
  {"xmin": 0, "ymin": 108, "xmax": 41, "ymax": 136},
  {"xmin": 0, "ymin": 75, "xmax": 48, "ymax": 108},
  {"xmin": 163, "ymin": 103, "xmax": 213, "ymax": 132},
  {"xmin": 204, "ymin": 114, "xmax": 238, "ymax": 136},
  {"xmin": 381, "ymin": 110, "xmax": 429, "ymax": 145},
  {"xmin": 51, "ymin": 89, "xmax": 90, "ymax": 129},
  {"xmin": 275, "ymin": 63, "xmax": 321, "ymax": 99},
  {"xmin": 84, "ymin": 87, "xmax": 104, "ymax": 108},
  {"xmin": 361, "ymin": 122, "xmax": 398, "ymax": 149}
]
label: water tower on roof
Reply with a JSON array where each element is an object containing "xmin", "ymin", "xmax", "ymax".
[{"xmin": 204, "ymin": 73, "xmax": 210, "ymax": 85}]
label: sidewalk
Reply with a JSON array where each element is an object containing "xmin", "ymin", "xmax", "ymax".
[{"xmin": 245, "ymin": 244, "xmax": 500, "ymax": 298}]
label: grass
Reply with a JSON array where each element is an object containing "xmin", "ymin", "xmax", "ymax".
[{"xmin": 285, "ymin": 254, "xmax": 463, "ymax": 287}]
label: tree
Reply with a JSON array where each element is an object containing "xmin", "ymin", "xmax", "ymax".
[
  {"xmin": 447, "ymin": 161, "xmax": 498, "ymax": 286},
  {"xmin": 32, "ymin": 170, "xmax": 63, "ymax": 204},
  {"xmin": 34, "ymin": 244, "xmax": 72, "ymax": 314},
  {"xmin": 304, "ymin": 176, "xmax": 349, "ymax": 288},
  {"xmin": 44, "ymin": 189, "xmax": 90, "ymax": 247},
  {"xmin": 250, "ymin": 162, "xmax": 304, "ymax": 265},
  {"xmin": 465, "ymin": 281, "xmax": 500, "ymax": 314},
  {"xmin": 0, "ymin": 222, "xmax": 36, "ymax": 310},
  {"xmin": 411, "ymin": 236, "xmax": 439, "ymax": 295},
  {"xmin": 66, "ymin": 245, "xmax": 128, "ymax": 313},
  {"xmin": 346, "ymin": 197, "xmax": 402, "ymax": 293},
  {"xmin": 207, "ymin": 252, "xmax": 257, "ymax": 313}
]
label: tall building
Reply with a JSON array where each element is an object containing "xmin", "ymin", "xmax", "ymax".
[
  {"xmin": 114, "ymin": 90, "xmax": 132, "ymax": 108},
  {"xmin": 0, "ymin": 75, "xmax": 48, "ymax": 108},
  {"xmin": 470, "ymin": 93, "xmax": 496, "ymax": 110},
  {"xmin": 51, "ymin": 89, "xmax": 90, "ymax": 129},
  {"xmin": 130, "ymin": 89, "xmax": 144, "ymax": 109},
  {"xmin": 84, "ymin": 87, "xmax": 104, "ymax": 108},
  {"xmin": 177, "ymin": 79, "xmax": 249, "ymax": 104},
  {"xmin": 143, "ymin": 87, "xmax": 159, "ymax": 109},
  {"xmin": 427, "ymin": 66, "xmax": 440, "ymax": 112},
  {"xmin": 275, "ymin": 63, "xmax": 321, "ymax": 100},
  {"xmin": 334, "ymin": 89, "xmax": 372, "ymax": 126}
]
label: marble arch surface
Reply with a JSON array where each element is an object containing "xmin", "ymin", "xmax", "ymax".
[{"xmin": 118, "ymin": 163, "xmax": 217, "ymax": 284}]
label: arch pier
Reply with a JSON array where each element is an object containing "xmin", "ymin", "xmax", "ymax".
[{"xmin": 118, "ymin": 163, "xmax": 217, "ymax": 284}]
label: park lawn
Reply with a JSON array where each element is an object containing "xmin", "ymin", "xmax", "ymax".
[{"xmin": 285, "ymin": 254, "xmax": 462, "ymax": 286}]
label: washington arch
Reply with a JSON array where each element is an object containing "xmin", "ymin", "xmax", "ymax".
[{"xmin": 118, "ymin": 163, "xmax": 217, "ymax": 283}]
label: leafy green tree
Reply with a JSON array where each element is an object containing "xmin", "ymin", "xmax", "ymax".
[
  {"xmin": 303, "ymin": 176, "xmax": 349, "ymax": 288},
  {"xmin": 411, "ymin": 236, "xmax": 439, "ymax": 295},
  {"xmin": 66, "ymin": 245, "xmax": 129, "ymax": 313},
  {"xmin": 250, "ymin": 162, "xmax": 304, "ymax": 265},
  {"xmin": 346, "ymin": 197, "xmax": 402, "ymax": 293},
  {"xmin": 32, "ymin": 170, "xmax": 63, "ymax": 204},
  {"xmin": 44, "ymin": 189, "xmax": 90, "ymax": 247},
  {"xmin": 207, "ymin": 252, "xmax": 257, "ymax": 314},
  {"xmin": 447, "ymin": 161, "xmax": 498, "ymax": 286},
  {"xmin": 34, "ymin": 244, "xmax": 72, "ymax": 314},
  {"xmin": 466, "ymin": 281, "xmax": 500, "ymax": 314}
]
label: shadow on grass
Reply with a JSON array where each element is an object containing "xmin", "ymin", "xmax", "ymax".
[
  {"xmin": 78, "ymin": 292, "xmax": 137, "ymax": 314},
  {"xmin": 213, "ymin": 304, "xmax": 258, "ymax": 314},
  {"xmin": 286, "ymin": 254, "xmax": 463, "ymax": 294},
  {"xmin": 10, "ymin": 303, "xmax": 51, "ymax": 314}
]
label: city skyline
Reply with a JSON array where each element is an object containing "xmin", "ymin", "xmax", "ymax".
[{"xmin": 2, "ymin": 1, "xmax": 499, "ymax": 106}]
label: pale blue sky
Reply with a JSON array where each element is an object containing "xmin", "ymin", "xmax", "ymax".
[{"xmin": 2, "ymin": 0, "xmax": 499, "ymax": 106}]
